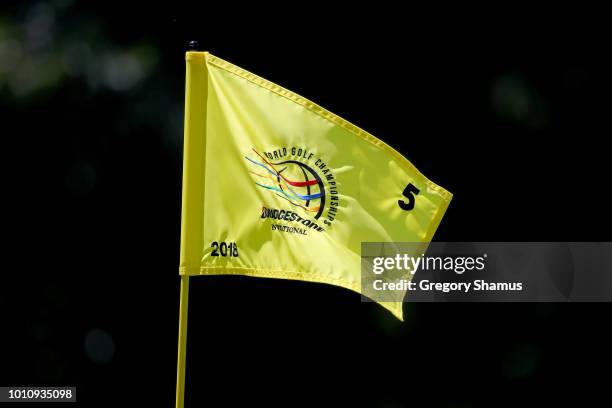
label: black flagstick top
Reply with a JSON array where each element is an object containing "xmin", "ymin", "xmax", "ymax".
[{"xmin": 187, "ymin": 40, "xmax": 200, "ymax": 51}]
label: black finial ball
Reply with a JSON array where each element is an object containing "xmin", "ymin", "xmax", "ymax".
[{"xmin": 187, "ymin": 40, "xmax": 200, "ymax": 51}]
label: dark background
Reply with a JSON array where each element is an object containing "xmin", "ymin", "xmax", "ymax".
[{"xmin": 1, "ymin": 2, "xmax": 610, "ymax": 407}]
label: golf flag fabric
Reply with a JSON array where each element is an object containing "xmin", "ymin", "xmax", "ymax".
[{"xmin": 180, "ymin": 51, "xmax": 452, "ymax": 320}]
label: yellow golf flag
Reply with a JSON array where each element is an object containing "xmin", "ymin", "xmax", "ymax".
[{"xmin": 179, "ymin": 51, "xmax": 452, "ymax": 320}]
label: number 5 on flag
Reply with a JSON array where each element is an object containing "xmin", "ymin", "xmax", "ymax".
[{"xmin": 398, "ymin": 183, "xmax": 420, "ymax": 211}]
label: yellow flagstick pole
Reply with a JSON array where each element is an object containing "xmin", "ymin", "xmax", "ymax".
[
  {"xmin": 176, "ymin": 275, "xmax": 190, "ymax": 408},
  {"xmin": 176, "ymin": 41, "xmax": 208, "ymax": 408}
]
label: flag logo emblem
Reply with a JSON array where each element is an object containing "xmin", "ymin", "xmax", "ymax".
[
  {"xmin": 244, "ymin": 146, "xmax": 341, "ymax": 232},
  {"xmin": 245, "ymin": 147, "xmax": 327, "ymax": 219}
]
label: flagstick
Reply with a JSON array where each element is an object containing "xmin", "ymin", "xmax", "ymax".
[
  {"xmin": 176, "ymin": 275, "xmax": 190, "ymax": 408},
  {"xmin": 176, "ymin": 40, "xmax": 207, "ymax": 408}
]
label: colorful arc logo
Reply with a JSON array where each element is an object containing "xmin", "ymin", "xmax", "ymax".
[{"xmin": 245, "ymin": 148, "xmax": 326, "ymax": 219}]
